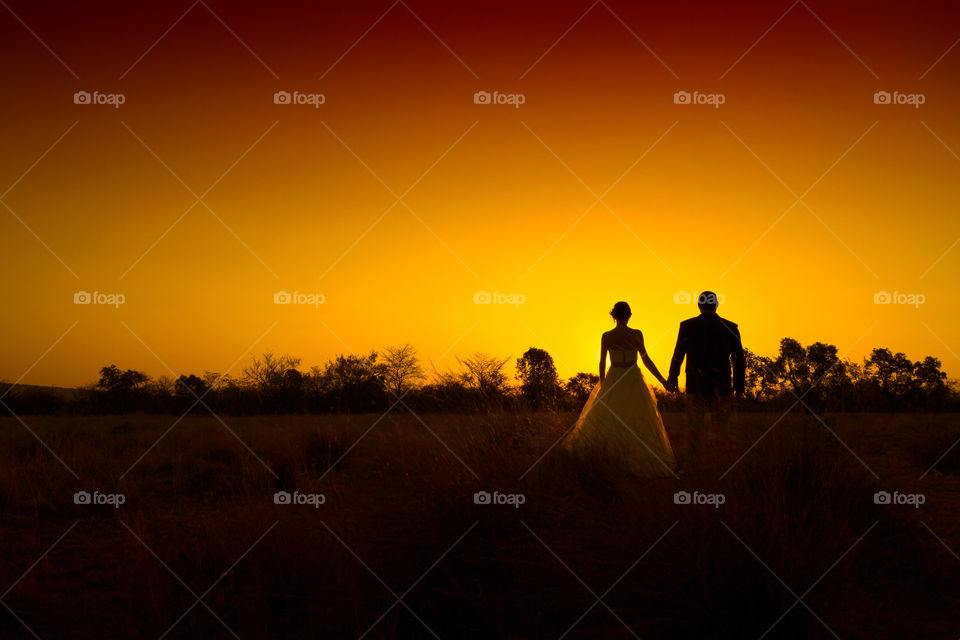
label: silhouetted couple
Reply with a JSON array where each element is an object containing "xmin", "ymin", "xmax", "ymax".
[{"xmin": 563, "ymin": 292, "xmax": 745, "ymax": 476}]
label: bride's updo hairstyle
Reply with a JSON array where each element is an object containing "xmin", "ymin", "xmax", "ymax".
[{"xmin": 610, "ymin": 301, "xmax": 632, "ymax": 321}]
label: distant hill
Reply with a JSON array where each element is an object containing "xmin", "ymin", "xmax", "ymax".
[{"xmin": 0, "ymin": 383, "xmax": 80, "ymax": 400}]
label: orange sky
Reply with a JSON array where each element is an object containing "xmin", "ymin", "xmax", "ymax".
[{"xmin": 1, "ymin": 0, "xmax": 959, "ymax": 387}]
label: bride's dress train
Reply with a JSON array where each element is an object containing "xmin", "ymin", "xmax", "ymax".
[{"xmin": 563, "ymin": 349, "xmax": 676, "ymax": 477}]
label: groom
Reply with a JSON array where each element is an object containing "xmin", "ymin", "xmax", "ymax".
[{"xmin": 665, "ymin": 291, "xmax": 745, "ymax": 406}]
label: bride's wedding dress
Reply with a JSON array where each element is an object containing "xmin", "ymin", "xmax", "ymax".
[{"xmin": 564, "ymin": 348, "xmax": 676, "ymax": 477}]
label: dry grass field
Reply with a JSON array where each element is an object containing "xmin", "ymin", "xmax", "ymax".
[{"xmin": 1, "ymin": 411, "xmax": 959, "ymax": 639}]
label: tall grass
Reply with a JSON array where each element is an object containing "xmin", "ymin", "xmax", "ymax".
[{"xmin": 0, "ymin": 411, "xmax": 957, "ymax": 638}]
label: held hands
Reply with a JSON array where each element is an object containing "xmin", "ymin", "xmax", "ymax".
[{"xmin": 664, "ymin": 377, "xmax": 679, "ymax": 393}]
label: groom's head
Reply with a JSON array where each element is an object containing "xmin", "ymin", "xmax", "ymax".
[{"xmin": 697, "ymin": 291, "xmax": 719, "ymax": 313}]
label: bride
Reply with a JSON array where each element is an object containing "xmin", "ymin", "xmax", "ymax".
[{"xmin": 564, "ymin": 301, "xmax": 677, "ymax": 477}]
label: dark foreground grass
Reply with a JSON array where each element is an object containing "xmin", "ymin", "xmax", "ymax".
[{"xmin": 0, "ymin": 411, "xmax": 958, "ymax": 639}]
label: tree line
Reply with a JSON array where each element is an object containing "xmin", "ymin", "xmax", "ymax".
[{"xmin": 1, "ymin": 338, "xmax": 956, "ymax": 416}]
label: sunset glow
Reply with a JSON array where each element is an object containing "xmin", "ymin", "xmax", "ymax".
[{"xmin": 2, "ymin": 0, "xmax": 959, "ymax": 387}]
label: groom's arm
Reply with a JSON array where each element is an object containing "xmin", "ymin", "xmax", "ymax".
[
  {"xmin": 730, "ymin": 324, "xmax": 746, "ymax": 394},
  {"xmin": 668, "ymin": 325, "xmax": 686, "ymax": 383}
]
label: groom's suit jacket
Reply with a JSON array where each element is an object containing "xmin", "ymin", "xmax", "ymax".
[{"xmin": 669, "ymin": 311, "xmax": 746, "ymax": 399}]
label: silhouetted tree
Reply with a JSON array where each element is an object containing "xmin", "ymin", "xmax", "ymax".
[
  {"xmin": 49, "ymin": 336, "xmax": 960, "ymax": 416},
  {"xmin": 174, "ymin": 374, "xmax": 210, "ymax": 412},
  {"xmin": 914, "ymin": 356, "xmax": 947, "ymax": 390},
  {"xmin": 803, "ymin": 342, "xmax": 848, "ymax": 412},
  {"xmin": 565, "ymin": 373, "xmax": 599, "ymax": 407},
  {"xmin": 457, "ymin": 353, "xmax": 511, "ymax": 396},
  {"xmin": 282, "ymin": 368, "xmax": 302, "ymax": 388},
  {"xmin": 774, "ymin": 338, "xmax": 811, "ymax": 397},
  {"xmin": 150, "ymin": 375, "xmax": 175, "ymax": 396},
  {"xmin": 243, "ymin": 353, "xmax": 302, "ymax": 392},
  {"xmin": 862, "ymin": 349, "xmax": 949, "ymax": 410},
  {"xmin": 380, "ymin": 344, "xmax": 426, "ymax": 399},
  {"xmin": 865, "ymin": 348, "xmax": 916, "ymax": 409},
  {"xmin": 516, "ymin": 348, "xmax": 561, "ymax": 409},
  {"xmin": 320, "ymin": 351, "xmax": 386, "ymax": 412},
  {"xmin": 914, "ymin": 356, "xmax": 950, "ymax": 410},
  {"xmin": 763, "ymin": 339, "xmax": 851, "ymax": 412},
  {"xmin": 743, "ymin": 349, "xmax": 779, "ymax": 402},
  {"xmin": 96, "ymin": 365, "xmax": 150, "ymax": 412},
  {"xmin": 242, "ymin": 353, "xmax": 303, "ymax": 412},
  {"xmin": 98, "ymin": 365, "xmax": 149, "ymax": 391},
  {"xmin": 176, "ymin": 374, "xmax": 209, "ymax": 397}
]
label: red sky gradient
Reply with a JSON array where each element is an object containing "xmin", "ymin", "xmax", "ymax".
[{"xmin": 2, "ymin": 0, "xmax": 959, "ymax": 386}]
